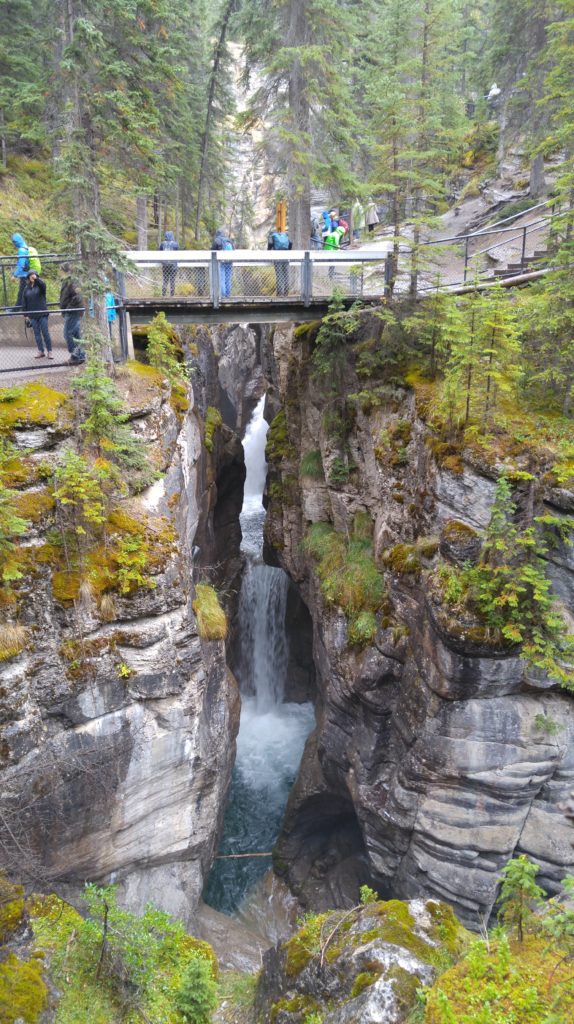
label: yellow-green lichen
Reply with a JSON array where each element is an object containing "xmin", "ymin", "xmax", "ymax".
[
  {"xmin": 0, "ymin": 954, "xmax": 48, "ymax": 1024},
  {"xmin": 0, "ymin": 873, "xmax": 25, "ymax": 941},
  {"xmin": 0, "ymin": 382, "xmax": 69, "ymax": 431},
  {"xmin": 351, "ymin": 970, "xmax": 381, "ymax": 998},
  {"xmin": 204, "ymin": 406, "xmax": 223, "ymax": 453}
]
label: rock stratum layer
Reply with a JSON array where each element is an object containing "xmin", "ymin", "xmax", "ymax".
[{"xmin": 264, "ymin": 318, "xmax": 574, "ymax": 927}]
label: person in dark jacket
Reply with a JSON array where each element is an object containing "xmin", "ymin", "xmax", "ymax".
[
  {"xmin": 22, "ymin": 271, "xmax": 53, "ymax": 358},
  {"xmin": 159, "ymin": 230, "xmax": 179, "ymax": 296},
  {"xmin": 211, "ymin": 228, "xmax": 234, "ymax": 298},
  {"xmin": 59, "ymin": 263, "xmax": 85, "ymax": 364},
  {"xmin": 267, "ymin": 229, "xmax": 293, "ymax": 296}
]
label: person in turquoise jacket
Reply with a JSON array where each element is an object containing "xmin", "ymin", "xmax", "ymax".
[{"xmin": 11, "ymin": 232, "xmax": 29, "ymax": 309}]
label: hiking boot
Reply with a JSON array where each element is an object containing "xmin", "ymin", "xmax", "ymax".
[{"xmin": 35, "ymin": 352, "xmax": 46, "ymax": 359}]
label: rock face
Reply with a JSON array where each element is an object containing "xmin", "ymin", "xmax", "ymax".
[
  {"xmin": 256, "ymin": 897, "xmax": 467, "ymax": 1024},
  {"xmin": 0, "ymin": 359, "xmax": 242, "ymax": 924},
  {"xmin": 263, "ymin": 318, "xmax": 574, "ymax": 927}
]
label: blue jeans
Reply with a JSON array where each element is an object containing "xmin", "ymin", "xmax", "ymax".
[
  {"xmin": 63, "ymin": 312, "xmax": 84, "ymax": 361},
  {"xmin": 30, "ymin": 316, "xmax": 52, "ymax": 353},
  {"xmin": 220, "ymin": 262, "xmax": 232, "ymax": 298}
]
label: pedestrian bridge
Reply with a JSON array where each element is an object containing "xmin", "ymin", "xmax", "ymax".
[{"xmin": 122, "ymin": 249, "xmax": 393, "ymax": 324}]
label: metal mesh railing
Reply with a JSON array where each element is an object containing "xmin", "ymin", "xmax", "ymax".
[
  {"xmin": 122, "ymin": 250, "xmax": 394, "ymax": 306},
  {"xmin": 0, "ymin": 308, "xmax": 124, "ymax": 373}
]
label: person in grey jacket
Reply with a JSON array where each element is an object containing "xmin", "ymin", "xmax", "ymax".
[
  {"xmin": 59, "ymin": 263, "xmax": 85, "ymax": 364},
  {"xmin": 22, "ymin": 271, "xmax": 53, "ymax": 358}
]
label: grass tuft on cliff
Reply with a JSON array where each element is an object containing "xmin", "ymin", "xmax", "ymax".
[
  {"xmin": 304, "ymin": 518, "xmax": 386, "ymax": 646},
  {"xmin": 193, "ymin": 583, "xmax": 227, "ymax": 640}
]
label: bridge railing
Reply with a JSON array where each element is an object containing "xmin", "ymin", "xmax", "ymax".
[{"xmin": 121, "ymin": 249, "xmax": 392, "ymax": 306}]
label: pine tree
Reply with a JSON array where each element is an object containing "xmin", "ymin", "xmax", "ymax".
[
  {"xmin": 240, "ymin": 0, "xmax": 358, "ymax": 247},
  {"xmin": 498, "ymin": 855, "xmax": 545, "ymax": 942}
]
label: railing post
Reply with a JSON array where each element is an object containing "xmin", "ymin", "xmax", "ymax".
[
  {"xmin": 210, "ymin": 252, "xmax": 220, "ymax": 309},
  {"xmin": 463, "ymin": 236, "xmax": 469, "ymax": 282},
  {"xmin": 1, "ymin": 265, "xmax": 7, "ymax": 306},
  {"xmin": 384, "ymin": 254, "xmax": 393, "ymax": 299},
  {"xmin": 520, "ymin": 225, "xmax": 527, "ymax": 271},
  {"xmin": 302, "ymin": 251, "xmax": 312, "ymax": 306}
]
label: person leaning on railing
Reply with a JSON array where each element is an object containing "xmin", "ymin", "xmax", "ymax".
[
  {"xmin": 22, "ymin": 270, "xmax": 53, "ymax": 359},
  {"xmin": 59, "ymin": 263, "xmax": 85, "ymax": 365}
]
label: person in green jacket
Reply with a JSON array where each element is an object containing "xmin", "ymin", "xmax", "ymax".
[{"xmin": 323, "ymin": 225, "xmax": 346, "ymax": 282}]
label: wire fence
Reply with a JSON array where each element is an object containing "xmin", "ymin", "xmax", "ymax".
[{"xmin": 0, "ymin": 306, "xmax": 125, "ymax": 373}]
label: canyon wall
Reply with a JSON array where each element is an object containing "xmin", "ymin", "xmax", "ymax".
[
  {"xmin": 0, "ymin": 326, "xmax": 261, "ymax": 922},
  {"xmin": 263, "ymin": 318, "xmax": 574, "ymax": 926}
]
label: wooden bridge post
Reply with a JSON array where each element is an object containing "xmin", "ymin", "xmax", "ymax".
[
  {"xmin": 210, "ymin": 252, "xmax": 220, "ymax": 308},
  {"xmin": 463, "ymin": 236, "xmax": 469, "ymax": 282}
]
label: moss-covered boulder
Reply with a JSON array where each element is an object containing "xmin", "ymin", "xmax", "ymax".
[{"xmin": 256, "ymin": 898, "xmax": 469, "ymax": 1024}]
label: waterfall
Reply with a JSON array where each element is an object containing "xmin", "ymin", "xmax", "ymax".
[{"xmin": 204, "ymin": 395, "xmax": 315, "ymax": 915}]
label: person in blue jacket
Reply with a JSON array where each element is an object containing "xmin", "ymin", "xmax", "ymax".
[
  {"xmin": 11, "ymin": 232, "xmax": 30, "ymax": 309},
  {"xmin": 212, "ymin": 228, "xmax": 234, "ymax": 298},
  {"xmin": 159, "ymin": 230, "xmax": 179, "ymax": 296}
]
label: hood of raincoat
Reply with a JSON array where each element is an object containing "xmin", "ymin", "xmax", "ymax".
[
  {"xmin": 164, "ymin": 230, "xmax": 175, "ymax": 242},
  {"xmin": 12, "ymin": 233, "xmax": 26, "ymax": 248}
]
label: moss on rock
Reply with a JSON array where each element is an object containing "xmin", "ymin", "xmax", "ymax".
[{"xmin": 0, "ymin": 382, "xmax": 69, "ymax": 431}]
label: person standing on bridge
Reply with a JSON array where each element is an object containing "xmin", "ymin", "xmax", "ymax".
[
  {"xmin": 59, "ymin": 263, "xmax": 85, "ymax": 365},
  {"xmin": 11, "ymin": 232, "xmax": 30, "ymax": 309},
  {"xmin": 267, "ymin": 227, "xmax": 292, "ymax": 296},
  {"xmin": 212, "ymin": 228, "xmax": 234, "ymax": 299},
  {"xmin": 22, "ymin": 270, "xmax": 53, "ymax": 359},
  {"xmin": 159, "ymin": 230, "xmax": 179, "ymax": 297}
]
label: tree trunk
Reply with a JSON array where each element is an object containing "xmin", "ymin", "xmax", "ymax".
[
  {"xmin": 194, "ymin": 0, "xmax": 236, "ymax": 241},
  {"xmin": 0, "ymin": 109, "xmax": 6, "ymax": 169},
  {"xmin": 136, "ymin": 195, "xmax": 148, "ymax": 250},
  {"xmin": 529, "ymin": 152, "xmax": 546, "ymax": 198},
  {"xmin": 286, "ymin": 1, "xmax": 312, "ymax": 249}
]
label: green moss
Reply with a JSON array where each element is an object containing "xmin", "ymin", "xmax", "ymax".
[
  {"xmin": 0, "ymin": 954, "xmax": 48, "ymax": 1024},
  {"xmin": 370, "ymin": 901, "xmax": 433, "ymax": 962},
  {"xmin": 293, "ymin": 320, "xmax": 321, "ymax": 341},
  {"xmin": 425, "ymin": 901, "xmax": 467, "ymax": 955},
  {"xmin": 12, "ymin": 489, "xmax": 55, "ymax": 524},
  {"xmin": 386, "ymin": 966, "xmax": 421, "ymax": 1014},
  {"xmin": 270, "ymin": 994, "xmax": 319, "ymax": 1023},
  {"xmin": 424, "ymin": 933, "xmax": 574, "ymax": 1024},
  {"xmin": 351, "ymin": 970, "xmax": 381, "ymax": 998},
  {"xmin": 204, "ymin": 406, "xmax": 223, "ymax": 453},
  {"xmin": 126, "ymin": 359, "xmax": 165, "ymax": 386},
  {"xmin": 266, "ymin": 410, "xmax": 296, "ymax": 463},
  {"xmin": 192, "ymin": 583, "xmax": 227, "ymax": 640},
  {"xmin": 0, "ymin": 382, "xmax": 69, "ymax": 431},
  {"xmin": 285, "ymin": 913, "xmax": 329, "ymax": 977},
  {"xmin": 170, "ymin": 383, "xmax": 190, "ymax": 419},
  {"xmin": 442, "ymin": 520, "xmax": 479, "ymax": 542},
  {"xmin": 384, "ymin": 543, "xmax": 421, "ymax": 575},
  {"xmin": 0, "ymin": 873, "xmax": 25, "ymax": 941}
]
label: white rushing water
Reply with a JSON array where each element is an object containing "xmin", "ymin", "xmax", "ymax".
[{"xmin": 205, "ymin": 395, "xmax": 315, "ymax": 914}]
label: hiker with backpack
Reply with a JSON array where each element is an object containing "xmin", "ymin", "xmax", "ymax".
[
  {"xmin": 212, "ymin": 228, "xmax": 234, "ymax": 298},
  {"xmin": 11, "ymin": 232, "xmax": 41, "ymax": 309},
  {"xmin": 310, "ymin": 214, "xmax": 323, "ymax": 249},
  {"xmin": 59, "ymin": 262, "xmax": 85, "ymax": 365},
  {"xmin": 22, "ymin": 270, "xmax": 53, "ymax": 359},
  {"xmin": 267, "ymin": 228, "xmax": 292, "ymax": 296},
  {"xmin": 159, "ymin": 230, "xmax": 179, "ymax": 296}
]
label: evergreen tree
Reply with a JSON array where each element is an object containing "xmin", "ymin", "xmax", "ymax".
[
  {"xmin": 240, "ymin": 0, "xmax": 358, "ymax": 247},
  {"xmin": 498, "ymin": 854, "xmax": 545, "ymax": 942}
]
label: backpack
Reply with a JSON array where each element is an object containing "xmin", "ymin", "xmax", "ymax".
[
  {"xmin": 272, "ymin": 231, "xmax": 289, "ymax": 251},
  {"xmin": 338, "ymin": 218, "xmax": 349, "ymax": 235},
  {"xmin": 27, "ymin": 246, "xmax": 41, "ymax": 273},
  {"xmin": 223, "ymin": 239, "xmax": 234, "ymax": 251}
]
